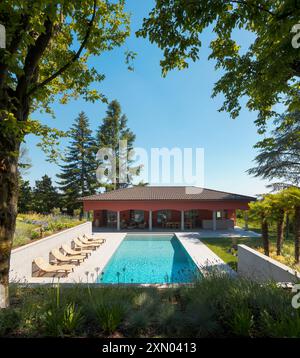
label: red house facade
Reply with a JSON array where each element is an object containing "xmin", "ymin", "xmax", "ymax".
[{"xmin": 80, "ymin": 186, "xmax": 255, "ymax": 231}]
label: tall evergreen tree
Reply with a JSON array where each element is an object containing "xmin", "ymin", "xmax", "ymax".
[
  {"xmin": 18, "ymin": 179, "xmax": 33, "ymax": 213},
  {"xmin": 32, "ymin": 175, "xmax": 59, "ymax": 214},
  {"xmin": 97, "ymin": 100, "xmax": 140, "ymax": 191},
  {"xmin": 58, "ymin": 112, "xmax": 97, "ymax": 214},
  {"xmin": 248, "ymin": 111, "xmax": 300, "ymax": 189}
]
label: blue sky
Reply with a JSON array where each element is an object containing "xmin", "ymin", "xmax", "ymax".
[{"xmin": 23, "ymin": 0, "xmax": 271, "ymax": 197}]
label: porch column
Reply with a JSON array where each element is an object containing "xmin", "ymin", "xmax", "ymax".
[
  {"xmin": 181, "ymin": 210, "xmax": 185, "ymax": 231},
  {"xmin": 149, "ymin": 210, "xmax": 153, "ymax": 231},
  {"xmin": 117, "ymin": 211, "xmax": 120, "ymax": 231},
  {"xmin": 244, "ymin": 211, "xmax": 249, "ymax": 231},
  {"xmin": 212, "ymin": 210, "xmax": 217, "ymax": 231}
]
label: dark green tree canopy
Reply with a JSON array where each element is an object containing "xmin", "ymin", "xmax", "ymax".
[
  {"xmin": 33, "ymin": 175, "xmax": 59, "ymax": 213},
  {"xmin": 18, "ymin": 179, "xmax": 33, "ymax": 213},
  {"xmin": 138, "ymin": 0, "xmax": 300, "ymax": 130},
  {"xmin": 97, "ymin": 100, "xmax": 140, "ymax": 190},
  {"xmin": 57, "ymin": 111, "xmax": 97, "ymax": 213},
  {"xmin": 248, "ymin": 110, "xmax": 300, "ymax": 188}
]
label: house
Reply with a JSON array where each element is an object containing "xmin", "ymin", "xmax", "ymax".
[{"xmin": 80, "ymin": 186, "xmax": 255, "ymax": 231}]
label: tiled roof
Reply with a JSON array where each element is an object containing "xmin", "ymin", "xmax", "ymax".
[{"xmin": 80, "ymin": 186, "xmax": 255, "ymax": 201}]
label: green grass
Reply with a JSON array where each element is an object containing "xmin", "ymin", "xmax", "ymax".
[
  {"xmin": 202, "ymin": 218, "xmax": 297, "ymax": 271},
  {"xmin": 13, "ymin": 214, "xmax": 85, "ymax": 248}
]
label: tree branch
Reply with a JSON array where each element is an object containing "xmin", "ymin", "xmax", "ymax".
[
  {"xmin": 27, "ymin": 0, "xmax": 97, "ymax": 97},
  {"xmin": 16, "ymin": 16, "xmax": 54, "ymax": 101},
  {"xmin": 229, "ymin": 1, "xmax": 276, "ymax": 17}
]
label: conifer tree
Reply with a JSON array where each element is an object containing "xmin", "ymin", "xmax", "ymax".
[
  {"xmin": 97, "ymin": 100, "xmax": 140, "ymax": 191},
  {"xmin": 18, "ymin": 179, "xmax": 33, "ymax": 213},
  {"xmin": 32, "ymin": 175, "xmax": 59, "ymax": 214},
  {"xmin": 58, "ymin": 112, "xmax": 97, "ymax": 214}
]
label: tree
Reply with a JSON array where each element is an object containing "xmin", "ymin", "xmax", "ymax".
[
  {"xmin": 96, "ymin": 100, "xmax": 140, "ymax": 191},
  {"xmin": 0, "ymin": 1, "xmax": 130, "ymax": 308},
  {"xmin": 32, "ymin": 175, "xmax": 60, "ymax": 214},
  {"xmin": 281, "ymin": 187, "xmax": 300, "ymax": 263},
  {"xmin": 18, "ymin": 179, "xmax": 33, "ymax": 213},
  {"xmin": 266, "ymin": 193, "xmax": 287, "ymax": 256},
  {"xmin": 57, "ymin": 112, "xmax": 97, "ymax": 215},
  {"xmin": 138, "ymin": 1, "xmax": 300, "ymax": 130},
  {"xmin": 248, "ymin": 111, "xmax": 300, "ymax": 189},
  {"xmin": 248, "ymin": 198, "xmax": 272, "ymax": 256}
]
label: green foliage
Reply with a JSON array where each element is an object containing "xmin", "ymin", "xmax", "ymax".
[
  {"xmin": 18, "ymin": 179, "xmax": 33, "ymax": 213},
  {"xmin": 260, "ymin": 309, "xmax": 300, "ymax": 338},
  {"xmin": 93, "ymin": 300, "xmax": 126, "ymax": 334},
  {"xmin": 97, "ymin": 100, "xmax": 141, "ymax": 190},
  {"xmin": 57, "ymin": 112, "xmax": 97, "ymax": 214},
  {"xmin": 2, "ymin": 277, "xmax": 300, "ymax": 338},
  {"xmin": 32, "ymin": 175, "xmax": 61, "ymax": 214},
  {"xmin": 42, "ymin": 285, "xmax": 84, "ymax": 337},
  {"xmin": 229, "ymin": 306, "xmax": 254, "ymax": 337},
  {"xmin": 249, "ymin": 111, "xmax": 300, "ymax": 187},
  {"xmin": 138, "ymin": 1, "xmax": 300, "ymax": 130},
  {"xmin": 0, "ymin": 309, "xmax": 21, "ymax": 336},
  {"xmin": 14, "ymin": 213, "xmax": 84, "ymax": 248}
]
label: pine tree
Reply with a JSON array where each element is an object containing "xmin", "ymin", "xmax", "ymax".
[
  {"xmin": 32, "ymin": 175, "xmax": 60, "ymax": 214},
  {"xmin": 97, "ymin": 100, "xmax": 140, "ymax": 191},
  {"xmin": 248, "ymin": 111, "xmax": 300, "ymax": 189},
  {"xmin": 18, "ymin": 179, "xmax": 33, "ymax": 213},
  {"xmin": 58, "ymin": 112, "xmax": 97, "ymax": 214}
]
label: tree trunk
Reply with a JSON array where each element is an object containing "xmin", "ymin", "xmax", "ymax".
[
  {"xmin": 261, "ymin": 216, "xmax": 269, "ymax": 256},
  {"xmin": 276, "ymin": 209, "xmax": 285, "ymax": 256},
  {"xmin": 0, "ymin": 130, "xmax": 20, "ymax": 308},
  {"xmin": 294, "ymin": 206, "xmax": 300, "ymax": 264},
  {"xmin": 285, "ymin": 214, "xmax": 290, "ymax": 241}
]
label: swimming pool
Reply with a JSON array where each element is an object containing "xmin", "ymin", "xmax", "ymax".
[{"xmin": 97, "ymin": 234, "xmax": 200, "ymax": 284}]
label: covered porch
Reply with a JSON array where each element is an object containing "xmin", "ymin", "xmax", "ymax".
[{"xmin": 92, "ymin": 208, "xmax": 238, "ymax": 231}]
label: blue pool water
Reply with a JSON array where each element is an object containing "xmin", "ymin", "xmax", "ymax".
[{"xmin": 97, "ymin": 234, "xmax": 200, "ymax": 284}]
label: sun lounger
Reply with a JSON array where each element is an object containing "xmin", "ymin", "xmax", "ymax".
[
  {"xmin": 83, "ymin": 233, "xmax": 106, "ymax": 244},
  {"xmin": 61, "ymin": 244, "xmax": 91, "ymax": 257},
  {"xmin": 73, "ymin": 237, "xmax": 97, "ymax": 250},
  {"xmin": 49, "ymin": 249, "xmax": 85, "ymax": 265},
  {"xmin": 32, "ymin": 257, "xmax": 75, "ymax": 277},
  {"xmin": 78, "ymin": 236, "xmax": 101, "ymax": 247}
]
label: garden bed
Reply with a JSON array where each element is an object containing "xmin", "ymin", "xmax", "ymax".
[
  {"xmin": 14, "ymin": 214, "xmax": 85, "ymax": 249},
  {"xmin": 1, "ymin": 275, "xmax": 299, "ymax": 338}
]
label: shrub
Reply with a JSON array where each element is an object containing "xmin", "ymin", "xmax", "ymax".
[
  {"xmin": 0, "ymin": 309, "xmax": 21, "ymax": 336},
  {"xmin": 42, "ymin": 285, "xmax": 84, "ymax": 337},
  {"xmin": 30, "ymin": 230, "xmax": 40, "ymax": 240},
  {"xmin": 51, "ymin": 207, "xmax": 61, "ymax": 216},
  {"xmin": 93, "ymin": 300, "xmax": 126, "ymax": 334},
  {"xmin": 229, "ymin": 306, "xmax": 254, "ymax": 337}
]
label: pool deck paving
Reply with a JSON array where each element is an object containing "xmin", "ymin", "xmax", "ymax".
[{"xmin": 9, "ymin": 227, "xmax": 258, "ymax": 284}]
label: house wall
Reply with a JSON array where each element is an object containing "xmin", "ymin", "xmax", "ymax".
[
  {"xmin": 238, "ymin": 244, "xmax": 300, "ymax": 283},
  {"xmin": 84, "ymin": 200, "xmax": 250, "ymax": 212}
]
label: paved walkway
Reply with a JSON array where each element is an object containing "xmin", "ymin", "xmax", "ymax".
[{"xmin": 176, "ymin": 232, "xmax": 236, "ymax": 276}]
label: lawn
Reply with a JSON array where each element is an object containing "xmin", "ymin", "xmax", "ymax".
[
  {"xmin": 13, "ymin": 213, "xmax": 85, "ymax": 249},
  {"xmin": 202, "ymin": 218, "xmax": 298, "ymax": 271}
]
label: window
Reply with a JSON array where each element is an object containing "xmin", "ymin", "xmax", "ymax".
[
  {"xmin": 107, "ymin": 211, "xmax": 117, "ymax": 223},
  {"xmin": 157, "ymin": 210, "xmax": 172, "ymax": 223},
  {"xmin": 216, "ymin": 211, "xmax": 222, "ymax": 219},
  {"xmin": 130, "ymin": 210, "xmax": 144, "ymax": 223}
]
